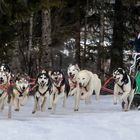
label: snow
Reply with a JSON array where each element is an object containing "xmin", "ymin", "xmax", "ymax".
[{"xmin": 0, "ymin": 95, "xmax": 140, "ymax": 140}]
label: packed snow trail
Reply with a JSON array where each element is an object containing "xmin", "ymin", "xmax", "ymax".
[{"xmin": 0, "ymin": 95, "xmax": 140, "ymax": 140}]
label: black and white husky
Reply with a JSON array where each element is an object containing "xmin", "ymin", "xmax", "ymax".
[
  {"xmin": 12, "ymin": 73, "xmax": 30, "ymax": 111},
  {"xmin": 0, "ymin": 71, "xmax": 9, "ymax": 111},
  {"xmin": 0, "ymin": 63, "xmax": 12, "ymax": 83},
  {"xmin": 113, "ymin": 68, "xmax": 136, "ymax": 111},
  {"xmin": 49, "ymin": 70, "xmax": 70, "ymax": 112},
  {"xmin": 32, "ymin": 71, "xmax": 51, "ymax": 114}
]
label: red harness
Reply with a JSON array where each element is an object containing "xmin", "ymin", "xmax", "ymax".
[
  {"xmin": 69, "ymin": 79, "xmax": 77, "ymax": 89},
  {"xmin": 0, "ymin": 83, "xmax": 11, "ymax": 91}
]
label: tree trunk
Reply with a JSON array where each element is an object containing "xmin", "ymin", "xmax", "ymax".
[
  {"xmin": 83, "ymin": 0, "xmax": 89, "ymax": 68},
  {"xmin": 98, "ymin": 1, "xmax": 105, "ymax": 80},
  {"xmin": 41, "ymin": 9, "xmax": 51, "ymax": 69},
  {"xmin": 75, "ymin": 0, "xmax": 81, "ymax": 67},
  {"xmin": 110, "ymin": 0, "xmax": 124, "ymax": 73},
  {"xmin": 28, "ymin": 12, "xmax": 33, "ymax": 75}
]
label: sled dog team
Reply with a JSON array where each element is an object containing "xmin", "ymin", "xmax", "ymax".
[{"xmin": 0, "ymin": 63, "xmax": 138, "ymax": 118}]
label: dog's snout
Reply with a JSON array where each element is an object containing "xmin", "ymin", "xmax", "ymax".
[
  {"xmin": 69, "ymin": 72, "xmax": 72, "ymax": 75},
  {"xmin": 55, "ymin": 77, "xmax": 58, "ymax": 80},
  {"xmin": 79, "ymin": 82, "xmax": 82, "ymax": 88},
  {"xmin": 0, "ymin": 77, "xmax": 3, "ymax": 80},
  {"xmin": 22, "ymin": 86, "xmax": 26, "ymax": 90},
  {"xmin": 113, "ymin": 75, "xmax": 116, "ymax": 79},
  {"xmin": 0, "ymin": 77, "xmax": 4, "ymax": 82}
]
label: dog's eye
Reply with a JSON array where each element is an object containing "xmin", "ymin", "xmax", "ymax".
[{"xmin": 82, "ymin": 78, "xmax": 85, "ymax": 80}]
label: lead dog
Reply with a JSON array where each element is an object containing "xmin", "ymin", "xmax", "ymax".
[
  {"xmin": 32, "ymin": 71, "xmax": 51, "ymax": 114},
  {"xmin": 113, "ymin": 68, "xmax": 136, "ymax": 111},
  {"xmin": 0, "ymin": 71, "xmax": 9, "ymax": 111},
  {"xmin": 49, "ymin": 70, "xmax": 70, "ymax": 112},
  {"xmin": 11, "ymin": 73, "xmax": 30, "ymax": 111},
  {"xmin": 74, "ymin": 70, "xmax": 101, "ymax": 111},
  {"xmin": 67, "ymin": 64, "xmax": 80, "ymax": 96}
]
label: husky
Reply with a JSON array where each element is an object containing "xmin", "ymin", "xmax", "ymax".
[
  {"xmin": 0, "ymin": 71, "xmax": 9, "ymax": 111},
  {"xmin": 113, "ymin": 68, "xmax": 136, "ymax": 111},
  {"xmin": 0, "ymin": 63, "xmax": 12, "ymax": 83},
  {"xmin": 74, "ymin": 70, "xmax": 101, "ymax": 111},
  {"xmin": 67, "ymin": 64, "xmax": 80, "ymax": 96},
  {"xmin": 32, "ymin": 71, "xmax": 51, "ymax": 114},
  {"xmin": 11, "ymin": 73, "xmax": 30, "ymax": 111},
  {"xmin": 49, "ymin": 70, "xmax": 70, "ymax": 112}
]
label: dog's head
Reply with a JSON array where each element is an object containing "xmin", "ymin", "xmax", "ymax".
[
  {"xmin": 77, "ymin": 71, "xmax": 90, "ymax": 88},
  {"xmin": 0, "ymin": 64, "xmax": 11, "ymax": 73},
  {"xmin": 37, "ymin": 72, "xmax": 50, "ymax": 87},
  {"xmin": 67, "ymin": 64, "xmax": 80, "ymax": 80},
  {"xmin": 0, "ymin": 71, "xmax": 9, "ymax": 85},
  {"xmin": 113, "ymin": 68, "xmax": 128, "ymax": 83},
  {"xmin": 50, "ymin": 70, "xmax": 64, "ymax": 84},
  {"xmin": 15, "ymin": 73, "xmax": 29, "ymax": 92}
]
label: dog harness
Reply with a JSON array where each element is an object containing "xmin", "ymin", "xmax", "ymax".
[
  {"xmin": 0, "ymin": 83, "xmax": 11, "ymax": 96},
  {"xmin": 14, "ymin": 86, "xmax": 29, "ymax": 97},
  {"xmin": 38, "ymin": 88, "xmax": 50, "ymax": 96},
  {"xmin": 69, "ymin": 79, "xmax": 77, "ymax": 90}
]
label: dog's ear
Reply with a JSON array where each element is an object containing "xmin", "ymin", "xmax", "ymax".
[
  {"xmin": 24, "ymin": 73, "xmax": 30, "ymax": 81},
  {"xmin": 75, "ymin": 64, "xmax": 80, "ymax": 71},
  {"xmin": 15, "ymin": 73, "xmax": 21, "ymax": 81},
  {"xmin": 48, "ymin": 70, "xmax": 52, "ymax": 76},
  {"xmin": 68, "ymin": 64, "xmax": 72, "ymax": 70},
  {"xmin": 48, "ymin": 70, "xmax": 53, "ymax": 77}
]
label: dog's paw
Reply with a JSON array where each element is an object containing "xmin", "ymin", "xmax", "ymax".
[
  {"xmin": 32, "ymin": 110, "xmax": 36, "ymax": 114},
  {"xmin": 15, "ymin": 109, "xmax": 19, "ymax": 111},
  {"xmin": 48, "ymin": 107, "xmax": 52, "ymax": 110},
  {"xmin": 74, "ymin": 108, "xmax": 79, "ymax": 111}
]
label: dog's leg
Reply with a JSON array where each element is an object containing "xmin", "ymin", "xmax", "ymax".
[
  {"xmin": 63, "ymin": 93, "xmax": 67, "ymax": 108},
  {"xmin": 121, "ymin": 91, "xmax": 130, "ymax": 111},
  {"xmin": 52, "ymin": 94, "xmax": 58, "ymax": 113},
  {"xmin": 8, "ymin": 102, "xmax": 12, "ymax": 119},
  {"xmin": 20, "ymin": 96, "xmax": 28, "ymax": 106},
  {"xmin": 69, "ymin": 88, "xmax": 77, "ymax": 96},
  {"xmin": 16, "ymin": 99, "xmax": 20, "ymax": 111},
  {"xmin": 32, "ymin": 96, "xmax": 39, "ymax": 114},
  {"xmin": 1, "ymin": 99, "xmax": 5, "ymax": 111},
  {"xmin": 48, "ymin": 94, "xmax": 53, "ymax": 110},
  {"xmin": 95, "ymin": 80, "xmax": 101, "ymax": 100},
  {"xmin": 41, "ymin": 97, "xmax": 47, "ymax": 112},
  {"xmin": 113, "ymin": 84, "xmax": 120, "ymax": 105},
  {"xmin": 128, "ymin": 90, "xmax": 135, "ymax": 110},
  {"xmin": 0, "ymin": 99, "xmax": 3, "ymax": 111},
  {"xmin": 13, "ymin": 98, "xmax": 20, "ymax": 111},
  {"xmin": 80, "ymin": 88, "xmax": 93, "ymax": 100},
  {"xmin": 74, "ymin": 88, "xmax": 81, "ymax": 111}
]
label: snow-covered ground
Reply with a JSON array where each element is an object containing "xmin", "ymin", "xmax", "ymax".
[{"xmin": 0, "ymin": 95, "xmax": 140, "ymax": 140}]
